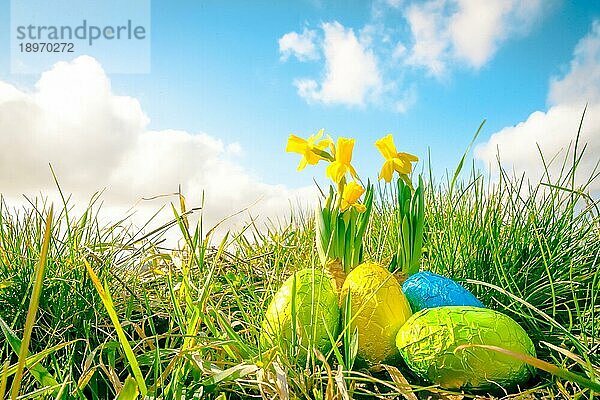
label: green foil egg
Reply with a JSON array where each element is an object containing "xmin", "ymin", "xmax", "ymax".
[
  {"xmin": 396, "ymin": 306, "xmax": 535, "ymax": 390},
  {"xmin": 261, "ymin": 268, "xmax": 340, "ymax": 360}
]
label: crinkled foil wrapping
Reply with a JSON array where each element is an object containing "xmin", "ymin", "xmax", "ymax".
[
  {"xmin": 341, "ymin": 262, "xmax": 412, "ymax": 364},
  {"xmin": 261, "ymin": 268, "xmax": 340, "ymax": 359},
  {"xmin": 402, "ymin": 271, "xmax": 484, "ymax": 311},
  {"xmin": 396, "ymin": 306, "xmax": 535, "ymax": 390}
]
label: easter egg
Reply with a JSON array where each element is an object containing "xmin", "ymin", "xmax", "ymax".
[
  {"xmin": 402, "ymin": 271, "xmax": 484, "ymax": 311},
  {"xmin": 396, "ymin": 306, "xmax": 536, "ymax": 390},
  {"xmin": 341, "ymin": 262, "xmax": 412, "ymax": 364},
  {"xmin": 261, "ymin": 268, "xmax": 340, "ymax": 360}
]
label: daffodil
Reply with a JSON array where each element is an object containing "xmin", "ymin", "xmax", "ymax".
[
  {"xmin": 326, "ymin": 137, "xmax": 359, "ymax": 184},
  {"xmin": 375, "ymin": 134, "xmax": 418, "ymax": 182},
  {"xmin": 286, "ymin": 129, "xmax": 331, "ymax": 171},
  {"xmin": 340, "ymin": 181, "xmax": 367, "ymax": 212}
]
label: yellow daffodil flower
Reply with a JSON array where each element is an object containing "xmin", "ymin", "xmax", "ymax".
[
  {"xmin": 340, "ymin": 181, "xmax": 367, "ymax": 212},
  {"xmin": 326, "ymin": 137, "xmax": 359, "ymax": 184},
  {"xmin": 375, "ymin": 134, "xmax": 418, "ymax": 182},
  {"xmin": 286, "ymin": 129, "xmax": 331, "ymax": 171}
]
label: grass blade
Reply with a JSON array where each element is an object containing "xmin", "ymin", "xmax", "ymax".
[
  {"xmin": 0, "ymin": 340, "xmax": 76, "ymax": 378},
  {"xmin": 10, "ymin": 206, "xmax": 53, "ymax": 400},
  {"xmin": 84, "ymin": 260, "xmax": 148, "ymax": 396},
  {"xmin": 0, "ymin": 361, "xmax": 9, "ymax": 400},
  {"xmin": 0, "ymin": 316, "xmax": 59, "ymax": 390},
  {"xmin": 450, "ymin": 119, "xmax": 485, "ymax": 194}
]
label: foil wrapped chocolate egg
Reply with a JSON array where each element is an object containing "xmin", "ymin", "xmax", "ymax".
[
  {"xmin": 396, "ymin": 306, "xmax": 536, "ymax": 390},
  {"xmin": 402, "ymin": 271, "xmax": 484, "ymax": 312},
  {"xmin": 261, "ymin": 268, "xmax": 340, "ymax": 361},
  {"xmin": 341, "ymin": 262, "xmax": 412, "ymax": 364}
]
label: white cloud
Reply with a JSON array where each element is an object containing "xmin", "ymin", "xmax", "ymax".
[
  {"xmin": 394, "ymin": 85, "xmax": 417, "ymax": 113},
  {"xmin": 404, "ymin": 0, "xmax": 449, "ymax": 77},
  {"xmin": 405, "ymin": 0, "xmax": 545, "ymax": 77},
  {"xmin": 0, "ymin": 56, "xmax": 316, "ymax": 244},
  {"xmin": 292, "ymin": 21, "xmax": 383, "ymax": 106},
  {"xmin": 278, "ymin": 28, "xmax": 319, "ymax": 61},
  {"xmin": 450, "ymin": 0, "xmax": 542, "ymax": 68},
  {"xmin": 280, "ymin": 1, "xmax": 548, "ymax": 112},
  {"xmin": 548, "ymin": 21, "xmax": 600, "ymax": 106},
  {"xmin": 475, "ymin": 22, "xmax": 600, "ymax": 191}
]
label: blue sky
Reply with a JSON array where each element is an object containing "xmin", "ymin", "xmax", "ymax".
[
  {"xmin": 0, "ymin": 0, "xmax": 599, "ymax": 231},
  {"xmin": 110, "ymin": 1, "xmax": 597, "ymax": 184},
  {"xmin": 129, "ymin": 1, "xmax": 593, "ymax": 186}
]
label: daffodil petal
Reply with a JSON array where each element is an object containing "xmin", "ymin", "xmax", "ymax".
[
  {"xmin": 326, "ymin": 135, "xmax": 336, "ymax": 155},
  {"xmin": 340, "ymin": 199, "xmax": 350, "ymax": 212},
  {"xmin": 308, "ymin": 128, "xmax": 325, "ymax": 144},
  {"xmin": 326, "ymin": 161, "xmax": 347, "ymax": 184},
  {"xmin": 392, "ymin": 157, "xmax": 412, "ymax": 174},
  {"xmin": 316, "ymin": 139, "xmax": 330, "ymax": 150},
  {"xmin": 343, "ymin": 181, "xmax": 365, "ymax": 204},
  {"xmin": 336, "ymin": 137, "xmax": 355, "ymax": 164},
  {"xmin": 345, "ymin": 164, "xmax": 357, "ymax": 181},
  {"xmin": 341, "ymin": 181, "xmax": 366, "ymax": 213},
  {"xmin": 378, "ymin": 160, "xmax": 395, "ymax": 182},
  {"xmin": 354, "ymin": 203, "xmax": 367, "ymax": 213},
  {"xmin": 375, "ymin": 134, "xmax": 397, "ymax": 160},
  {"xmin": 398, "ymin": 152, "xmax": 419, "ymax": 162},
  {"xmin": 286, "ymin": 135, "xmax": 308, "ymax": 154},
  {"xmin": 305, "ymin": 149, "xmax": 323, "ymax": 165},
  {"xmin": 297, "ymin": 157, "xmax": 309, "ymax": 171}
]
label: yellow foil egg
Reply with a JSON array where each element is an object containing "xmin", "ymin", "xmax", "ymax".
[{"xmin": 341, "ymin": 262, "xmax": 412, "ymax": 364}]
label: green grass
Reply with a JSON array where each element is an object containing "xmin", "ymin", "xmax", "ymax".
[{"xmin": 0, "ymin": 127, "xmax": 599, "ymax": 399}]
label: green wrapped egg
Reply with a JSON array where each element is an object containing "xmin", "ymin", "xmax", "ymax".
[
  {"xmin": 261, "ymin": 268, "xmax": 340, "ymax": 360},
  {"xmin": 341, "ymin": 262, "xmax": 412, "ymax": 364},
  {"xmin": 396, "ymin": 306, "xmax": 535, "ymax": 390}
]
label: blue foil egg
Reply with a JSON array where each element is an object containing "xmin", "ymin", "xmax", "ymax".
[{"xmin": 402, "ymin": 271, "xmax": 484, "ymax": 312}]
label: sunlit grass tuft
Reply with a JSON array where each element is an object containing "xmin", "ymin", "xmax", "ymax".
[{"xmin": 0, "ymin": 120, "xmax": 598, "ymax": 398}]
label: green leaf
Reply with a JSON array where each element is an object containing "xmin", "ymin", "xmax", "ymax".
[
  {"xmin": 116, "ymin": 376, "xmax": 139, "ymax": 400},
  {"xmin": 356, "ymin": 183, "xmax": 374, "ymax": 241},
  {"xmin": 395, "ymin": 175, "xmax": 426, "ymax": 276},
  {"xmin": 401, "ymin": 216, "xmax": 410, "ymax": 270},
  {"xmin": 410, "ymin": 176, "xmax": 425, "ymax": 275},
  {"xmin": 342, "ymin": 292, "xmax": 358, "ymax": 371},
  {"xmin": 315, "ymin": 202, "xmax": 330, "ymax": 266}
]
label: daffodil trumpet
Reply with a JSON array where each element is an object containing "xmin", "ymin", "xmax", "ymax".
[{"xmin": 326, "ymin": 137, "xmax": 359, "ymax": 185}]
